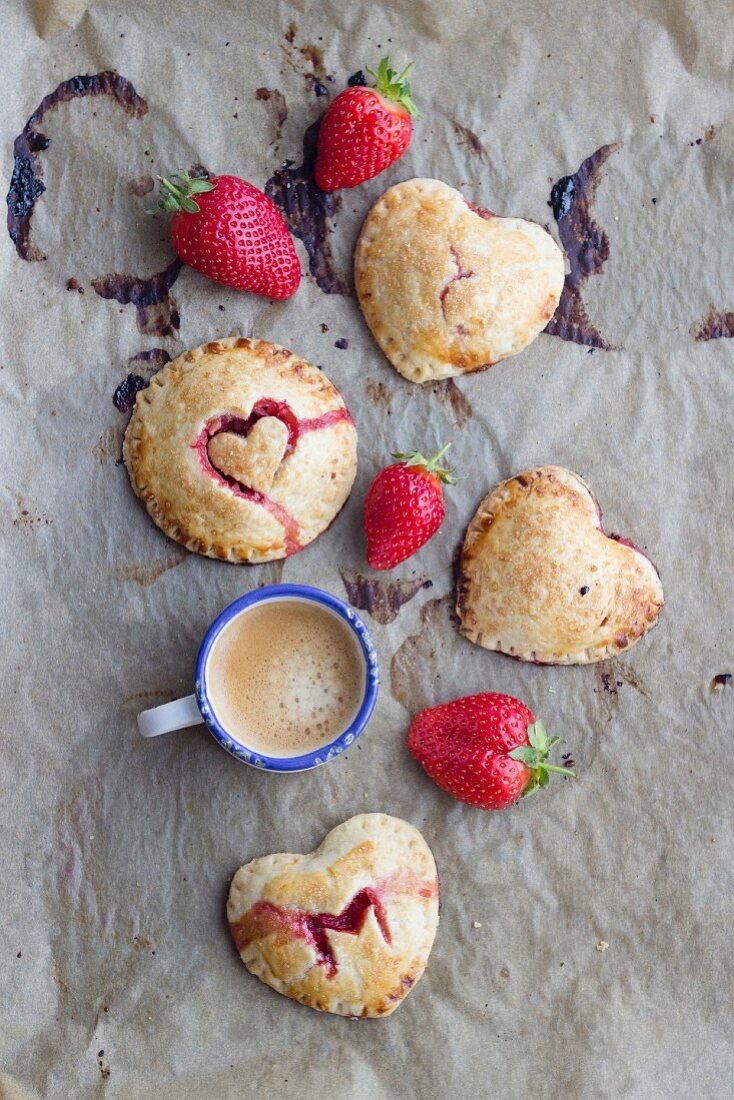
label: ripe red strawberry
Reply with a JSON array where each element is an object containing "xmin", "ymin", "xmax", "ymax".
[
  {"xmin": 408, "ymin": 693, "xmax": 575, "ymax": 810},
  {"xmin": 157, "ymin": 171, "xmax": 300, "ymax": 298},
  {"xmin": 315, "ymin": 58, "xmax": 418, "ymax": 191},
  {"xmin": 364, "ymin": 444, "xmax": 456, "ymax": 570}
]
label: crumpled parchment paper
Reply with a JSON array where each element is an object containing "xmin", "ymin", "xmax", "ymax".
[{"xmin": 1, "ymin": 0, "xmax": 732, "ymax": 1096}]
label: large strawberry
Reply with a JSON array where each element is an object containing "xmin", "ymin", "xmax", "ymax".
[
  {"xmin": 157, "ymin": 171, "xmax": 300, "ymax": 298},
  {"xmin": 408, "ymin": 693, "xmax": 575, "ymax": 810},
  {"xmin": 364, "ymin": 444, "xmax": 456, "ymax": 570},
  {"xmin": 315, "ymin": 58, "xmax": 418, "ymax": 191}
]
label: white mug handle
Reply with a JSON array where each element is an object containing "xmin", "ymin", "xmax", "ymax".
[{"xmin": 137, "ymin": 694, "xmax": 202, "ymax": 738}]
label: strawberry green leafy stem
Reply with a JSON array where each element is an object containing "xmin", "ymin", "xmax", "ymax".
[
  {"xmin": 391, "ymin": 442, "xmax": 459, "ymax": 485},
  {"xmin": 509, "ymin": 722, "xmax": 576, "ymax": 797},
  {"xmin": 157, "ymin": 171, "xmax": 216, "ymax": 215},
  {"xmin": 366, "ymin": 57, "xmax": 419, "ymax": 118}
]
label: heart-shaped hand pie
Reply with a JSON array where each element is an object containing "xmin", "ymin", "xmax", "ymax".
[
  {"xmin": 123, "ymin": 338, "xmax": 357, "ymax": 562},
  {"xmin": 355, "ymin": 178, "xmax": 565, "ymax": 383},
  {"xmin": 227, "ymin": 813, "xmax": 439, "ymax": 1017},
  {"xmin": 457, "ymin": 466, "xmax": 664, "ymax": 664}
]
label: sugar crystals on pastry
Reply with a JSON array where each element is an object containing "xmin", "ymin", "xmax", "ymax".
[
  {"xmin": 123, "ymin": 337, "xmax": 357, "ymax": 563},
  {"xmin": 456, "ymin": 466, "xmax": 664, "ymax": 665},
  {"xmin": 227, "ymin": 813, "xmax": 439, "ymax": 1018},
  {"xmin": 355, "ymin": 178, "xmax": 565, "ymax": 383}
]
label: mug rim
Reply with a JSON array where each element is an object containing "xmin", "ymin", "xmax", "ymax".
[{"xmin": 194, "ymin": 583, "xmax": 379, "ymax": 772}]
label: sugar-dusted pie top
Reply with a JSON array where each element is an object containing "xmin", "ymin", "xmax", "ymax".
[
  {"xmin": 123, "ymin": 337, "xmax": 358, "ymax": 563},
  {"xmin": 457, "ymin": 466, "xmax": 664, "ymax": 665},
  {"xmin": 355, "ymin": 178, "xmax": 565, "ymax": 383},
  {"xmin": 227, "ymin": 813, "xmax": 439, "ymax": 1018}
]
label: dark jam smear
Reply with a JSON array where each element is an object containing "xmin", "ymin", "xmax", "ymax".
[
  {"xmin": 452, "ymin": 121, "xmax": 487, "ymax": 159},
  {"xmin": 265, "ymin": 117, "xmax": 348, "ymax": 295},
  {"xmin": 431, "ymin": 378, "xmax": 473, "ymax": 428},
  {"xmin": 92, "ymin": 259, "xmax": 183, "ymax": 337},
  {"xmin": 92, "ymin": 164, "xmax": 207, "ymax": 336},
  {"xmin": 255, "ymin": 87, "xmax": 288, "ymax": 143},
  {"xmin": 280, "ymin": 24, "xmax": 333, "ymax": 98},
  {"xmin": 544, "ymin": 144, "xmax": 619, "ymax": 349},
  {"xmin": 6, "ymin": 71, "xmax": 148, "ymax": 261},
  {"xmin": 691, "ymin": 307, "xmax": 734, "ymax": 342},
  {"xmin": 112, "ymin": 373, "xmax": 148, "ymax": 413},
  {"xmin": 112, "ymin": 349, "xmax": 171, "ymax": 412},
  {"xmin": 339, "ymin": 570, "xmax": 432, "ymax": 626}
]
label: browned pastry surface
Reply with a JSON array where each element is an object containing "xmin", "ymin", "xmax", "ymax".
[
  {"xmin": 355, "ymin": 178, "xmax": 564, "ymax": 383},
  {"xmin": 123, "ymin": 337, "xmax": 357, "ymax": 563},
  {"xmin": 227, "ymin": 814, "xmax": 439, "ymax": 1018},
  {"xmin": 457, "ymin": 466, "xmax": 664, "ymax": 664}
]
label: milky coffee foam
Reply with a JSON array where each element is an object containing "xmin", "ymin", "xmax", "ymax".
[{"xmin": 206, "ymin": 599, "xmax": 365, "ymax": 757}]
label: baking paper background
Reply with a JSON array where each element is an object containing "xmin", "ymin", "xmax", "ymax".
[{"xmin": 1, "ymin": 0, "xmax": 733, "ymax": 1096}]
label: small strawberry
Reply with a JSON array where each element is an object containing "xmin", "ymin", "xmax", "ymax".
[
  {"xmin": 408, "ymin": 693, "xmax": 575, "ymax": 810},
  {"xmin": 157, "ymin": 171, "xmax": 300, "ymax": 298},
  {"xmin": 315, "ymin": 58, "xmax": 418, "ymax": 191},
  {"xmin": 364, "ymin": 444, "xmax": 457, "ymax": 570}
]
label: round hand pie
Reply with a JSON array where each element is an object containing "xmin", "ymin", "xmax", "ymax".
[
  {"xmin": 227, "ymin": 813, "xmax": 439, "ymax": 1018},
  {"xmin": 123, "ymin": 337, "xmax": 357, "ymax": 563},
  {"xmin": 457, "ymin": 466, "xmax": 664, "ymax": 664},
  {"xmin": 355, "ymin": 178, "xmax": 565, "ymax": 383}
]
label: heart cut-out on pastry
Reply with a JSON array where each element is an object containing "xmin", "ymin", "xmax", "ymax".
[
  {"xmin": 355, "ymin": 178, "xmax": 565, "ymax": 383},
  {"xmin": 123, "ymin": 338, "xmax": 357, "ymax": 563},
  {"xmin": 456, "ymin": 466, "xmax": 664, "ymax": 665},
  {"xmin": 227, "ymin": 813, "xmax": 439, "ymax": 1018},
  {"xmin": 207, "ymin": 416, "xmax": 289, "ymax": 494}
]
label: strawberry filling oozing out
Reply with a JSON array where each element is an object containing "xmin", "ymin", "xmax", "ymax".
[
  {"xmin": 231, "ymin": 889, "xmax": 391, "ymax": 979},
  {"xmin": 589, "ymin": 489, "xmax": 660, "ymax": 574},
  {"xmin": 192, "ymin": 399, "xmax": 353, "ymax": 557},
  {"xmin": 463, "ymin": 197, "xmax": 494, "ymax": 220},
  {"xmin": 230, "ymin": 876, "xmax": 437, "ymax": 980},
  {"xmin": 440, "ymin": 245, "xmax": 475, "ymax": 319}
]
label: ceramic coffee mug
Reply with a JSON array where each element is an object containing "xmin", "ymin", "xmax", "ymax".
[{"xmin": 137, "ymin": 584, "xmax": 379, "ymax": 772}]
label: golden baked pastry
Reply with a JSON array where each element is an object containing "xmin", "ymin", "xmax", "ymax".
[
  {"xmin": 227, "ymin": 813, "xmax": 439, "ymax": 1018},
  {"xmin": 457, "ymin": 466, "xmax": 664, "ymax": 664},
  {"xmin": 123, "ymin": 338, "xmax": 357, "ymax": 563},
  {"xmin": 355, "ymin": 178, "xmax": 564, "ymax": 383}
]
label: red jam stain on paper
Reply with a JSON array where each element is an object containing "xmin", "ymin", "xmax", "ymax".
[
  {"xmin": 280, "ymin": 22, "xmax": 335, "ymax": 98},
  {"xmin": 6, "ymin": 72, "xmax": 148, "ymax": 261},
  {"xmin": 265, "ymin": 117, "xmax": 348, "ymax": 295},
  {"xmin": 431, "ymin": 379, "xmax": 473, "ymax": 427},
  {"xmin": 451, "ymin": 121, "xmax": 487, "ymax": 159},
  {"xmin": 112, "ymin": 547, "xmax": 187, "ymax": 586},
  {"xmin": 127, "ymin": 174, "xmax": 155, "ymax": 197},
  {"xmin": 390, "ymin": 595, "xmax": 457, "ymax": 713},
  {"xmin": 230, "ymin": 876, "xmax": 436, "ymax": 979},
  {"xmin": 255, "ymin": 88, "xmax": 288, "ymax": 143},
  {"xmin": 544, "ymin": 144, "xmax": 619, "ymax": 349},
  {"xmin": 12, "ymin": 493, "xmax": 50, "ymax": 529},
  {"xmin": 94, "ymin": 168, "xmax": 209, "ymax": 336},
  {"xmin": 93, "ymin": 260, "xmax": 183, "ymax": 337},
  {"xmin": 364, "ymin": 378, "xmax": 392, "ymax": 412},
  {"xmin": 112, "ymin": 350, "xmax": 172, "ymax": 414},
  {"xmin": 340, "ymin": 569, "xmax": 432, "ymax": 625},
  {"xmin": 691, "ymin": 307, "xmax": 734, "ymax": 342}
]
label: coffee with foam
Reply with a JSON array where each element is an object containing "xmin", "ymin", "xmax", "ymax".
[{"xmin": 206, "ymin": 599, "xmax": 365, "ymax": 757}]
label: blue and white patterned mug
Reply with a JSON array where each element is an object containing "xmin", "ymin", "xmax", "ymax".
[{"xmin": 137, "ymin": 584, "xmax": 380, "ymax": 772}]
